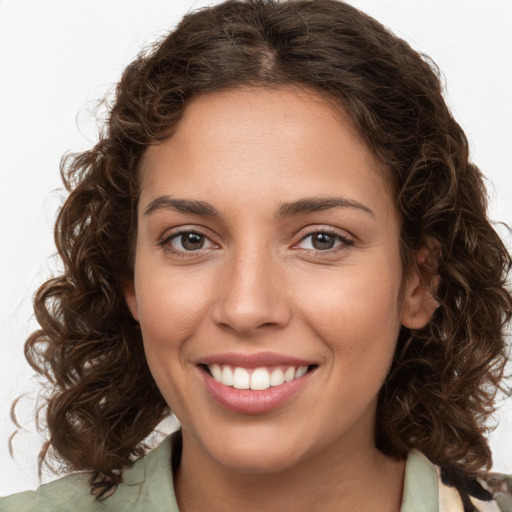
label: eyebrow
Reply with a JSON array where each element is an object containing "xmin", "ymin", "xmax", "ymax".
[
  {"xmin": 144, "ymin": 197, "xmax": 219, "ymax": 217},
  {"xmin": 143, "ymin": 195, "xmax": 374, "ymax": 218},
  {"xmin": 276, "ymin": 197, "xmax": 375, "ymax": 218}
]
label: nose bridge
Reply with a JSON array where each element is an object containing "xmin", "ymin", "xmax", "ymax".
[{"xmin": 212, "ymin": 240, "xmax": 290, "ymax": 334}]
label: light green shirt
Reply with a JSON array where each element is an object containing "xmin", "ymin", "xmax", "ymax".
[{"xmin": 1, "ymin": 435, "xmax": 510, "ymax": 511}]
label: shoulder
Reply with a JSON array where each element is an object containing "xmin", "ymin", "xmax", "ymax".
[
  {"xmin": 0, "ymin": 473, "xmax": 97, "ymax": 512},
  {"xmin": 0, "ymin": 435, "xmax": 179, "ymax": 512},
  {"xmin": 402, "ymin": 451, "xmax": 512, "ymax": 512},
  {"xmin": 476, "ymin": 473, "xmax": 512, "ymax": 512},
  {"xmin": 437, "ymin": 467, "xmax": 512, "ymax": 512}
]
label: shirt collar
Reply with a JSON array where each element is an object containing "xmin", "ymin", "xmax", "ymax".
[
  {"xmin": 128, "ymin": 434, "xmax": 441, "ymax": 512},
  {"xmin": 401, "ymin": 449, "xmax": 440, "ymax": 512}
]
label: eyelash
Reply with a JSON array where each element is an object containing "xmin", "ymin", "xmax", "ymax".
[
  {"xmin": 159, "ymin": 227, "xmax": 354, "ymax": 256},
  {"xmin": 159, "ymin": 229, "xmax": 214, "ymax": 257},
  {"xmin": 296, "ymin": 228, "xmax": 354, "ymax": 254}
]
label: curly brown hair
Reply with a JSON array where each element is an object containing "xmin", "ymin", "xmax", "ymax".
[{"xmin": 23, "ymin": 0, "xmax": 511, "ymax": 483}]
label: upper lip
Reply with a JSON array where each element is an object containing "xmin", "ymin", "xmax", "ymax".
[{"xmin": 197, "ymin": 352, "xmax": 316, "ymax": 368}]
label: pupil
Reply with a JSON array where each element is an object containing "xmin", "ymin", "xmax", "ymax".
[
  {"xmin": 313, "ymin": 233, "xmax": 335, "ymax": 250},
  {"xmin": 182, "ymin": 233, "xmax": 204, "ymax": 250}
]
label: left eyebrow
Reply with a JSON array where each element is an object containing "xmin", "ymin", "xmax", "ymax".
[{"xmin": 276, "ymin": 197, "xmax": 375, "ymax": 218}]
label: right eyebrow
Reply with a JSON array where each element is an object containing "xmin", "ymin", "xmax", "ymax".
[{"xmin": 143, "ymin": 196, "xmax": 219, "ymax": 217}]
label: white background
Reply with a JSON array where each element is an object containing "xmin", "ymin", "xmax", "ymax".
[{"xmin": 1, "ymin": 0, "xmax": 511, "ymax": 496}]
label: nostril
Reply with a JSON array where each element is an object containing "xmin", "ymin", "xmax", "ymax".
[{"xmin": 259, "ymin": 322, "xmax": 279, "ymax": 328}]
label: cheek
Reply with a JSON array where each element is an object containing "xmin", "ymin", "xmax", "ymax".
[
  {"xmin": 134, "ymin": 273, "xmax": 210, "ymax": 412},
  {"xmin": 298, "ymin": 260, "xmax": 403, "ymax": 366},
  {"xmin": 134, "ymin": 266, "xmax": 213, "ymax": 363}
]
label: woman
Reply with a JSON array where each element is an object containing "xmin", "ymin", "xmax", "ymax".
[{"xmin": 1, "ymin": 0, "xmax": 511, "ymax": 510}]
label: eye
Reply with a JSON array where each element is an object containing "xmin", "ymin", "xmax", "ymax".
[
  {"xmin": 164, "ymin": 231, "xmax": 215, "ymax": 252},
  {"xmin": 297, "ymin": 230, "xmax": 353, "ymax": 251}
]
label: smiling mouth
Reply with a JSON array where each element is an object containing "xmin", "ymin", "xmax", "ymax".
[{"xmin": 200, "ymin": 364, "xmax": 318, "ymax": 390}]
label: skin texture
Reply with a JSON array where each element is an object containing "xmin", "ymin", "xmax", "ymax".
[{"xmin": 124, "ymin": 87, "xmax": 435, "ymax": 511}]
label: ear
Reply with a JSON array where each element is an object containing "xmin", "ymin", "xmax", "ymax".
[
  {"xmin": 122, "ymin": 277, "xmax": 140, "ymax": 322},
  {"xmin": 401, "ymin": 244, "xmax": 440, "ymax": 329}
]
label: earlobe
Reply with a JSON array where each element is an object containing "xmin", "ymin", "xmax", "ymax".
[
  {"xmin": 122, "ymin": 277, "xmax": 140, "ymax": 322},
  {"xmin": 401, "ymin": 245, "xmax": 440, "ymax": 329}
]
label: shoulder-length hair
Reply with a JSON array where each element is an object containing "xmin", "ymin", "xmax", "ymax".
[{"xmin": 24, "ymin": 0, "xmax": 511, "ymax": 482}]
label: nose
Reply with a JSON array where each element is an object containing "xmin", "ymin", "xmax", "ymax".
[{"xmin": 211, "ymin": 248, "xmax": 292, "ymax": 336}]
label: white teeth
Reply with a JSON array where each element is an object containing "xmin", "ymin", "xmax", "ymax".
[
  {"xmin": 221, "ymin": 366, "xmax": 233, "ymax": 386},
  {"xmin": 208, "ymin": 364, "xmax": 311, "ymax": 389},
  {"xmin": 210, "ymin": 364, "xmax": 222, "ymax": 382},
  {"xmin": 250, "ymin": 368, "xmax": 271, "ymax": 390},
  {"xmin": 295, "ymin": 365, "xmax": 308, "ymax": 378},
  {"xmin": 284, "ymin": 366, "xmax": 296, "ymax": 382},
  {"xmin": 233, "ymin": 367, "xmax": 250, "ymax": 389},
  {"xmin": 269, "ymin": 368, "xmax": 285, "ymax": 387}
]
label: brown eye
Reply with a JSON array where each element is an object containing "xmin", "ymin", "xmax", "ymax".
[
  {"xmin": 169, "ymin": 232, "xmax": 209, "ymax": 251},
  {"xmin": 296, "ymin": 230, "xmax": 353, "ymax": 252},
  {"xmin": 311, "ymin": 233, "xmax": 336, "ymax": 250},
  {"xmin": 184, "ymin": 233, "xmax": 204, "ymax": 250}
]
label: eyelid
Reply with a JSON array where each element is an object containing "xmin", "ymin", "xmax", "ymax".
[
  {"xmin": 157, "ymin": 225, "xmax": 354, "ymax": 256},
  {"xmin": 159, "ymin": 226, "xmax": 219, "ymax": 254},
  {"xmin": 293, "ymin": 226, "xmax": 355, "ymax": 252}
]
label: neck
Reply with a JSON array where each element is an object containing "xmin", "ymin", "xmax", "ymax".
[{"xmin": 174, "ymin": 430, "xmax": 405, "ymax": 512}]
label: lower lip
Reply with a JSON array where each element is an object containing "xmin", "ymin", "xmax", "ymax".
[{"xmin": 200, "ymin": 368, "xmax": 313, "ymax": 414}]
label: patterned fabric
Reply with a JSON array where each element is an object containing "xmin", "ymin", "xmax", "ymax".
[
  {"xmin": 436, "ymin": 465, "xmax": 512, "ymax": 512},
  {"xmin": 1, "ymin": 434, "xmax": 510, "ymax": 511},
  {"xmin": 400, "ymin": 451, "xmax": 512, "ymax": 512}
]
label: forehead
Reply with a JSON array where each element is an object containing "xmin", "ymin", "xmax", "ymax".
[{"xmin": 138, "ymin": 86, "xmax": 396, "ymax": 219}]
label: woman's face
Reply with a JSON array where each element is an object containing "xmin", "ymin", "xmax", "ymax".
[{"xmin": 125, "ymin": 87, "xmax": 428, "ymax": 474}]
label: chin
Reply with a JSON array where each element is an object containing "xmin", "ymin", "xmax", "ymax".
[
  {"xmin": 188, "ymin": 422, "xmax": 313, "ymax": 476},
  {"xmin": 214, "ymin": 444, "xmax": 306, "ymax": 476}
]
